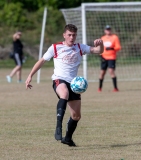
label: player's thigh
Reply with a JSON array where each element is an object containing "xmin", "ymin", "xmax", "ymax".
[
  {"xmin": 56, "ymin": 82, "xmax": 69, "ymax": 100},
  {"xmin": 108, "ymin": 60, "xmax": 116, "ymax": 76},
  {"xmin": 100, "ymin": 61, "xmax": 107, "ymax": 78},
  {"xmin": 100, "ymin": 69, "xmax": 106, "ymax": 77},
  {"xmin": 67, "ymin": 100, "xmax": 81, "ymax": 120},
  {"xmin": 108, "ymin": 68, "xmax": 116, "ymax": 77}
]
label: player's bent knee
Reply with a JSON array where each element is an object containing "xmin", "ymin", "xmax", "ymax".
[
  {"xmin": 100, "ymin": 72, "xmax": 105, "ymax": 79},
  {"xmin": 71, "ymin": 114, "xmax": 81, "ymax": 121},
  {"xmin": 110, "ymin": 72, "xmax": 115, "ymax": 77}
]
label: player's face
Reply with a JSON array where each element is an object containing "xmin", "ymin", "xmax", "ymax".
[
  {"xmin": 63, "ymin": 30, "xmax": 77, "ymax": 46},
  {"xmin": 105, "ymin": 29, "xmax": 112, "ymax": 35}
]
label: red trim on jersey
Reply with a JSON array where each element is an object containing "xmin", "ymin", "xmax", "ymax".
[
  {"xmin": 77, "ymin": 43, "xmax": 82, "ymax": 56},
  {"xmin": 55, "ymin": 79, "xmax": 60, "ymax": 87},
  {"xmin": 56, "ymin": 42, "xmax": 63, "ymax": 45},
  {"xmin": 53, "ymin": 44, "xmax": 57, "ymax": 58},
  {"xmin": 53, "ymin": 42, "xmax": 82, "ymax": 58},
  {"xmin": 53, "ymin": 42, "xmax": 63, "ymax": 58}
]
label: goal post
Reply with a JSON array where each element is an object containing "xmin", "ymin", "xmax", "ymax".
[
  {"xmin": 82, "ymin": 4, "xmax": 87, "ymax": 80},
  {"xmin": 37, "ymin": 7, "xmax": 47, "ymax": 84},
  {"xmin": 61, "ymin": 2, "xmax": 141, "ymax": 82}
]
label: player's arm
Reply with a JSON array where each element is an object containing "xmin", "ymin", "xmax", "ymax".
[
  {"xmin": 114, "ymin": 36, "xmax": 121, "ymax": 52},
  {"xmin": 25, "ymin": 58, "xmax": 46, "ymax": 89},
  {"xmin": 25, "ymin": 45, "xmax": 54, "ymax": 89},
  {"xmin": 90, "ymin": 39, "xmax": 104, "ymax": 54}
]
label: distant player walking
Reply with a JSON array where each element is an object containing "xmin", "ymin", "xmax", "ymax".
[
  {"xmin": 25, "ymin": 24, "xmax": 104, "ymax": 146},
  {"xmin": 6, "ymin": 31, "xmax": 23, "ymax": 83},
  {"xmin": 98, "ymin": 25, "xmax": 121, "ymax": 92}
]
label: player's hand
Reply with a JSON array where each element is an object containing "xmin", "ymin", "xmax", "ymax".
[
  {"xmin": 94, "ymin": 39, "xmax": 103, "ymax": 47},
  {"xmin": 25, "ymin": 76, "xmax": 33, "ymax": 89},
  {"xmin": 106, "ymin": 47, "xmax": 114, "ymax": 50}
]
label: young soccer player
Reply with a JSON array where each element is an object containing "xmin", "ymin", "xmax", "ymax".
[
  {"xmin": 25, "ymin": 24, "xmax": 104, "ymax": 146},
  {"xmin": 98, "ymin": 25, "xmax": 121, "ymax": 92}
]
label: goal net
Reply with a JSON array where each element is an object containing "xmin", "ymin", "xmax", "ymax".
[{"xmin": 61, "ymin": 2, "xmax": 141, "ymax": 82}]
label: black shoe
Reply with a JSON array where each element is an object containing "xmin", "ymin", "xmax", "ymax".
[
  {"xmin": 61, "ymin": 137, "xmax": 76, "ymax": 147},
  {"xmin": 55, "ymin": 127, "xmax": 62, "ymax": 140}
]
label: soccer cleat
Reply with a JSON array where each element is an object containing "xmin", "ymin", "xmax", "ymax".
[
  {"xmin": 55, "ymin": 127, "xmax": 62, "ymax": 140},
  {"xmin": 113, "ymin": 88, "xmax": 119, "ymax": 92},
  {"xmin": 98, "ymin": 88, "xmax": 102, "ymax": 92},
  {"xmin": 61, "ymin": 137, "xmax": 76, "ymax": 147},
  {"xmin": 6, "ymin": 75, "xmax": 12, "ymax": 83}
]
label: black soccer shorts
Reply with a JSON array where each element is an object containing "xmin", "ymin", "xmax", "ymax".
[
  {"xmin": 53, "ymin": 79, "xmax": 81, "ymax": 101},
  {"xmin": 101, "ymin": 57, "xmax": 116, "ymax": 70}
]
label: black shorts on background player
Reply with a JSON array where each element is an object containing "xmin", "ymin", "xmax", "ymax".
[
  {"xmin": 101, "ymin": 56, "xmax": 116, "ymax": 70},
  {"xmin": 53, "ymin": 79, "xmax": 81, "ymax": 101}
]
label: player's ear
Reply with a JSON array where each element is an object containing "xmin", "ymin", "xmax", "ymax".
[{"xmin": 63, "ymin": 32, "xmax": 66, "ymax": 38}]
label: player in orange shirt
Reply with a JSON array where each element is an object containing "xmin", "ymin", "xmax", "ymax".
[{"xmin": 98, "ymin": 25, "xmax": 121, "ymax": 92}]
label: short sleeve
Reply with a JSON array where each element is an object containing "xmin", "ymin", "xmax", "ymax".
[
  {"xmin": 80, "ymin": 44, "xmax": 91, "ymax": 55},
  {"xmin": 43, "ymin": 45, "xmax": 54, "ymax": 61}
]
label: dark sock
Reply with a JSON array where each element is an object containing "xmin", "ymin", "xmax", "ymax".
[
  {"xmin": 56, "ymin": 98, "xmax": 67, "ymax": 128},
  {"xmin": 99, "ymin": 79, "xmax": 104, "ymax": 89},
  {"xmin": 65, "ymin": 117, "xmax": 78, "ymax": 141},
  {"xmin": 112, "ymin": 77, "xmax": 118, "ymax": 89}
]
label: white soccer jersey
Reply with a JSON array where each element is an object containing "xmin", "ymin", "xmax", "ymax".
[{"xmin": 43, "ymin": 42, "xmax": 91, "ymax": 83}]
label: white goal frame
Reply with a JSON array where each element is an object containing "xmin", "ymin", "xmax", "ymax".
[
  {"xmin": 81, "ymin": 2, "xmax": 141, "ymax": 80},
  {"xmin": 37, "ymin": 7, "xmax": 47, "ymax": 84},
  {"xmin": 61, "ymin": 2, "xmax": 141, "ymax": 81}
]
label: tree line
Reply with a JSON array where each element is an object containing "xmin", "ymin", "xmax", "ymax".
[{"xmin": 0, "ymin": 0, "xmax": 139, "ymax": 47}]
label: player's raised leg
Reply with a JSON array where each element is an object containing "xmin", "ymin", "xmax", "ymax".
[
  {"xmin": 61, "ymin": 100, "xmax": 81, "ymax": 146},
  {"xmin": 54, "ymin": 82, "xmax": 69, "ymax": 140}
]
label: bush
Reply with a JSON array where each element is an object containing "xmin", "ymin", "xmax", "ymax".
[{"xmin": 0, "ymin": 3, "xmax": 27, "ymax": 27}]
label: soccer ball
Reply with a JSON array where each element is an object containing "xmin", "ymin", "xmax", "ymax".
[{"xmin": 70, "ymin": 76, "xmax": 88, "ymax": 94}]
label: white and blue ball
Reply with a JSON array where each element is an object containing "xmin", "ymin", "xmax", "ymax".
[{"xmin": 70, "ymin": 76, "xmax": 88, "ymax": 94}]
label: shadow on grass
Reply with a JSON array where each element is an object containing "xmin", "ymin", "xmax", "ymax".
[
  {"xmin": 110, "ymin": 142, "xmax": 141, "ymax": 148},
  {"xmin": 71, "ymin": 142, "xmax": 141, "ymax": 150}
]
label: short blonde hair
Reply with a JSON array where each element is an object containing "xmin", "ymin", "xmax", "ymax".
[{"xmin": 13, "ymin": 31, "xmax": 22, "ymax": 41}]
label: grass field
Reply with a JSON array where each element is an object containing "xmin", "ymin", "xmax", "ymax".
[{"xmin": 0, "ymin": 68, "xmax": 141, "ymax": 160}]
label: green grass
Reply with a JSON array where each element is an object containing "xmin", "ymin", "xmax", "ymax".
[{"xmin": 0, "ymin": 68, "xmax": 141, "ymax": 160}]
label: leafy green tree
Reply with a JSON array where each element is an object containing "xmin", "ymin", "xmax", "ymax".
[
  {"xmin": 0, "ymin": 0, "xmax": 47, "ymax": 11},
  {"xmin": 45, "ymin": 0, "xmax": 141, "ymax": 9},
  {"xmin": 0, "ymin": 2, "xmax": 28, "ymax": 27}
]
